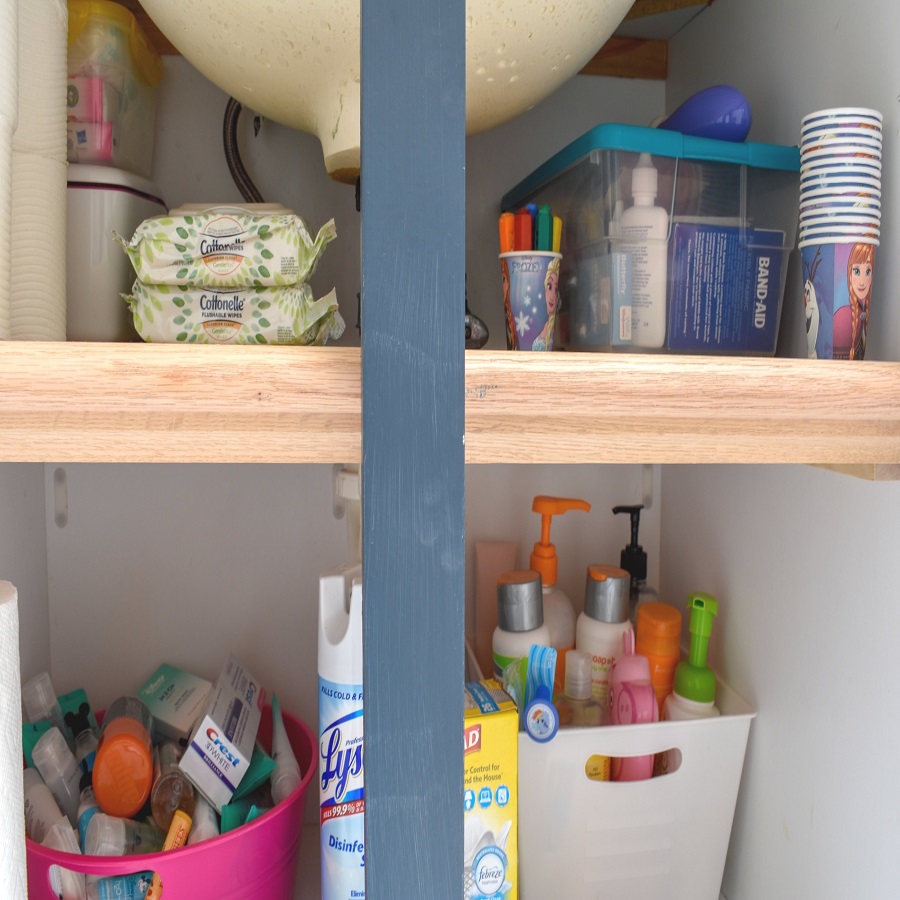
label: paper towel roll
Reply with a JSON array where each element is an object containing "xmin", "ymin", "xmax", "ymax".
[
  {"xmin": 9, "ymin": 0, "xmax": 68, "ymax": 341},
  {"xmin": 0, "ymin": 582, "xmax": 27, "ymax": 900}
]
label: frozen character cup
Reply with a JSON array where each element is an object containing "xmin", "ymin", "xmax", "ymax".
[{"xmin": 499, "ymin": 251, "xmax": 562, "ymax": 351}]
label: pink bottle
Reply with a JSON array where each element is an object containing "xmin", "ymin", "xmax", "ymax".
[{"xmin": 609, "ymin": 629, "xmax": 658, "ymax": 781}]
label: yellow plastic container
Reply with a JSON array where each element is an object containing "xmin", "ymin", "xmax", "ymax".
[{"xmin": 66, "ymin": 0, "xmax": 163, "ymax": 177}]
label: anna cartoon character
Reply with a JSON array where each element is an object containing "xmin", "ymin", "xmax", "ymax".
[
  {"xmin": 846, "ymin": 242, "xmax": 873, "ymax": 360},
  {"xmin": 531, "ymin": 256, "xmax": 561, "ymax": 351}
]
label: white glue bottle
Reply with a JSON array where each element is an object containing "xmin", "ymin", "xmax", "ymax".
[
  {"xmin": 575, "ymin": 564, "xmax": 632, "ymax": 723},
  {"xmin": 318, "ymin": 563, "xmax": 365, "ymax": 900},
  {"xmin": 492, "ymin": 570, "xmax": 552, "ymax": 681},
  {"xmin": 528, "ymin": 495, "xmax": 591, "ymax": 696},
  {"xmin": 620, "ymin": 152, "xmax": 669, "ymax": 349}
]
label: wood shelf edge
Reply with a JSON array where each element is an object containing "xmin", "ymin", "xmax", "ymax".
[{"xmin": 1, "ymin": 344, "xmax": 898, "ymax": 468}]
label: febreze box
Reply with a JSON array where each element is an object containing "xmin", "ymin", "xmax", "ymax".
[
  {"xmin": 179, "ymin": 655, "xmax": 265, "ymax": 811},
  {"xmin": 464, "ymin": 680, "xmax": 518, "ymax": 900}
]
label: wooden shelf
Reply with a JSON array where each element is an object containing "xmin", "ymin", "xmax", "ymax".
[{"xmin": 1, "ymin": 344, "xmax": 899, "ymax": 467}]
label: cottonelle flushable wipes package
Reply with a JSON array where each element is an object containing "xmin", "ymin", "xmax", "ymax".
[{"xmin": 116, "ymin": 210, "xmax": 336, "ymax": 288}]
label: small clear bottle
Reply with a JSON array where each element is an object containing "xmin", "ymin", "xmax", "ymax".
[
  {"xmin": 555, "ymin": 650, "xmax": 602, "ymax": 728},
  {"xmin": 32, "ymin": 726, "xmax": 81, "ymax": 826},
  {"xmin": 150, "ymin": 741, "xmax": 195, "ymax": 831},
  {"xmin": 84, "ymin": 813, "xmax": 165, "ymax": 857}
]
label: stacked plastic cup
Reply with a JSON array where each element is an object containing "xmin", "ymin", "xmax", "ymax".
[{"xmin": 798, "ymin": 107, "xmax": 882, "ymax": 359}]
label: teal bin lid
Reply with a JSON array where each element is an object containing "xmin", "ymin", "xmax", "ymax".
[{"xmin": 501, "ymin": 123, "xmax": 800, "ymax": 211}]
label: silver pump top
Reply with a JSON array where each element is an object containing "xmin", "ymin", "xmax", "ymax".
[
  {"xmin": 497, "ymin": 570, "xmax": 544, "ymax": 632},
  {"xmin": 583, "ymin": 564, "xmax": 630, "ymax": 624}
]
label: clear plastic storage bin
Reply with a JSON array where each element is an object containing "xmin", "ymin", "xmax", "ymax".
[
  {"xmin": 502, "ymin": 124, "xmax": 800, "ymax": 355},
  {"xmin": 66, "ymin": 0, "xmax": 164, "ymax": 178}
]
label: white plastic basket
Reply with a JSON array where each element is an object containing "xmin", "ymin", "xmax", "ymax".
[{"xmin": 518, "ymin": 680, "xmax": 754, "ymax": 900}]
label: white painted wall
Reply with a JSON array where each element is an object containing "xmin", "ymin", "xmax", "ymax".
[{"xmin": 664, "ymin": 1, "xmax": 900, "ymax": 896}]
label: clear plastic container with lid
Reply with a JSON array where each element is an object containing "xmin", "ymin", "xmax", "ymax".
[
  {"xmin": 66, "ymin": 0, "xmax": 164, "ymax": 177},
  {"xmin": 92, "ymin": 696, "xmax": 154, "ymax": 818},
  {"xmin": 150, "ymin": 741, "xmax": 195, "ymax": 831}
]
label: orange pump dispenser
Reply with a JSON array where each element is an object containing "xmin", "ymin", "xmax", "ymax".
[{"xmin": 530, "ymin": 495, "xmax": 591, "ymax": 693}]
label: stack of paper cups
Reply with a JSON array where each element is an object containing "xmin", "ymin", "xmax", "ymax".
[{"xmin": 798, "ymin": 107, "xmax": 881, "ymax": 360}]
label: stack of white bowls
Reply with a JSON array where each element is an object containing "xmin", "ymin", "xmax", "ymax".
[{"xmin": 799, "ymin": 107, "xmax": 882, "ymax": 249}]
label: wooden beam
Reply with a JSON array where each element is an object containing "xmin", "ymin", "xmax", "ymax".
[
  {"xmin": 625, "ymin": 0, "xmax": 712, "ymax": 20},
  {"xmin": 581, "ymin": 35, "xmax": 668, "ymax": 79}
]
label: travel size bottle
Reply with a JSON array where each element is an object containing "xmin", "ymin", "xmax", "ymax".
[
  {"xmin": 555, "ymin": 649, "xmax": 602, "ymax": 728},
  {"xmin": 492, "ymin": 570, "xmax": 552, "ymax": 680},
  {"xmin": 575, "ymin": 564, "xmax": 632, "ymax": 722}
]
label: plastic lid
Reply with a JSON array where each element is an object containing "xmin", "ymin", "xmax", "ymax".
[
  {"xmin": 583, "ymin": 564, "xmax": 630, "ymax": 624},
  {"xmin": 66, "ymin": 163, "xmax": 165, "ymax": 204},
  {"xmin": 529, "ymin": 496, "xmax": 591, "ymax": 587},
  {"xmin": 636, "ymin": 601, "xmax": 682, "ymax": 655},
  {"xmin": 32, "ymin": 727, "xmax": 78, "ymax": 778},
  {"xmin": 22, "ymin": 672, "xmax": 59, "ymax": 723},
  {"xmin": 564, "ymin": 650, "xmax": 593, "ymax": 701},
  {"xmin": 497, "ymin": 570, "xmax": 544, "ymax": 632},
  {"xmin": 84, "ymin": 812, "xmax": 124, "ymax": 856},
  {"xmin": 67, "ymin": 1, "xmax": 164, "ymax": 86},
  {"xmin": 93, "ymin": 717, "xmax": 154, "ymax": 818}
]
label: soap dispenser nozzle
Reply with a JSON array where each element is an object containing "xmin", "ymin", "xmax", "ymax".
[{"xmin": 530, "ymin": 495, "xmax": 591, "ymax": 587}]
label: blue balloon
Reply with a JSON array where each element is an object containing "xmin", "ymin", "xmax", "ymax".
[{"xmin": 659, "ymin": 85, "xmax": 752, "ymax": 142}]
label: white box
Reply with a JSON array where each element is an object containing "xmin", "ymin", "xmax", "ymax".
[
  {"xmin": 178, "ymin": 655, "xmax": 266, "ymax": 811},
  {"xmin": 518, "ymin": 680, "xmax": 754, "ymax": 900}
]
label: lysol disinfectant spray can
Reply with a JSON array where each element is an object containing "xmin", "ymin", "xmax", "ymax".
[{"xmin": 319, "ymin": 564, "xmax": 365, "ymax": 899}]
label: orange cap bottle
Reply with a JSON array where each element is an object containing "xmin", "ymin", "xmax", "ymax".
[
  {"xmin": 635, "ymin": 601, "xmax": 682, "ymax": 714},
  {"xmin": 92, "ymin": 696, "xmax": 155, "ymax": 819}
]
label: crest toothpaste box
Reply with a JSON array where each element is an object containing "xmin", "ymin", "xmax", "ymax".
[
  {"xmin": 179, "ymin": 655, "xmax": 265, "ymax": 811},
  {"xmin": 464, "ymin": 680, "xmax": 518, "ymax": 900}
]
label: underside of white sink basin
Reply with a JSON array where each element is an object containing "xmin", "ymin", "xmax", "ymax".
[{"xmin": 140, "ymin": 0, "xmax": 634, "ymax": 182}]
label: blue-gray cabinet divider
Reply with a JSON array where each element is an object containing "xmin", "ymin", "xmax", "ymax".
[{"xmin": 360, "ymin": 0, "xmax": 466, "ymax": 894}]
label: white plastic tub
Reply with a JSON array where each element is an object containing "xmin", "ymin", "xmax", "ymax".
[{"xmin": 518, "ymin": 680, "xmax": 754, "ymax": 900}]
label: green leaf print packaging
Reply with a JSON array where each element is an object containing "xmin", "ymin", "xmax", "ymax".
[
  {"xmin": 116, "ymin": 211, "xmax": 337, "ymax": 288},
  {"xmin": 124, "ymin": 282, "xmax": 346, "ymax": 345}
]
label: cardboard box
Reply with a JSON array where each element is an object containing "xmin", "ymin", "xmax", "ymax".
[
  {"xmin": 179, "ymin": 656, "xmax": 265, "ymax": 811},
  {"xmin": 136, "ymin": 663, "xmax": 212, "ymax": 745},
  {"xmin": 667, "ymin": 223, "xmax": 786, "ymax": 353},
  {"xmin": 464, "ymin": 680, "xmax": 518, "ymax": 900}
]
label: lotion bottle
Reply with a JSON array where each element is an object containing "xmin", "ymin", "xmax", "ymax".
[
  {"xmin": 575, "ymin": 564, "xmax": 632, "ymax": 722},
  {"xmin": 529, "ymin": 495, "xmax": 591, "ymax": 695},
  {"xmin": 613, "ymin": 504, "xmax": 659, "ymax": 628},
  {"xmin": 620, "ymin": 153, "xmax": 669, "ymax": 348},
  {"xmin": 492, "ymin": 570, "xmax": 551, "ymax": 680}
]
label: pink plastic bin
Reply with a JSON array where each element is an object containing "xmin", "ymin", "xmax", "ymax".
[{"xmin": 26, "ymin": 705, "xmax": 316, "ymax": 899}]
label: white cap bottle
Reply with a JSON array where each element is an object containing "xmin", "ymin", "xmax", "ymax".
[
  {"xmin": 32, "ymin": 726, "xmax": 81, "ymax": 826},
  {"xmin": 492, "ymin": 570, "xmax": 552, "ymax": 680},
  {"xmin": 23, "ymin": 767, "xmax": 66, "ymax": 843},
  {"xmin": 575, "ymin": 564, "xmax": 632, "ymax": 722}
]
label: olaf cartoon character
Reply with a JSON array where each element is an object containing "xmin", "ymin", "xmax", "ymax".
[{"xmin": 803, "ymin": 246, "xmax": 822, "ymax": 359}]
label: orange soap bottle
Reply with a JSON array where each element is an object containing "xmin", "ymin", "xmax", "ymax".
[
  {"xmin": 92, "ymin": 696, "xmax": 155, "ymax": 818},
  {"xmin": 635, "ymin": 601, "xmax": 682, "ymax": 715}
]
